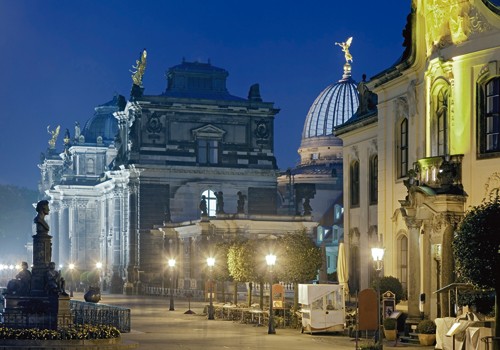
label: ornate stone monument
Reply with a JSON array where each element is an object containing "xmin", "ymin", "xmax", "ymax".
[{"xmin": 2, "ymin": 200, "xmax": 72, "ymax": 330}]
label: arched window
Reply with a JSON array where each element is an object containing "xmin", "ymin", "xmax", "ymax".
[
  {"xmin": 201, "ymin": 190, "xmax": 217, "ymax": 217},
  {"xmin": 478, "ymin": 77, "xmax": 500, "ymax": 156},
  {"xmin": 398, "ymin": 119, "xmax": 408, "ymax": 178},
  {"xmin": 397, "ymin": 235, "xmax": 408, "ymax": 293},
  {"xmin": 350, "ymin": 161, "xmax": 360, "ymax": 207},
  {"xmin": 431, "ymin": 82, "xmax": 450, "ymax": 156},
  {"xmin": 369, "ymin": 155, "xmax": 378, "ymax": 204},
  {"xmin": 436, "ymin": 88, "xmax": 449, "ymax": 156}
]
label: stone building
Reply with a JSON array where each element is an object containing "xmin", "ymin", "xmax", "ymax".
[
  {"xmin": 278, "ymin": 51, "xmax": 359, "ymax": 281},
  {"xmin": 39, "ymin": 56, "xmax": 316, "ymax": 293},
  {"xmin": 335, "ymin": 0, "xmax": 500, "ymax": 322}
]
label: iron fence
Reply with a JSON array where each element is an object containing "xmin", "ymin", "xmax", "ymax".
[{"xmin": 70, "ymin": 300, "xmax": 131, "ymax": 333}]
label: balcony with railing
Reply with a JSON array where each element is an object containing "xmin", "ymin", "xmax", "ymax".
[{"xmin": 405, "ymin": 154, "xmax": 464, "ymax": 194}]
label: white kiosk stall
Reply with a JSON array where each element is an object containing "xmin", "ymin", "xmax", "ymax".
[{"xmin": 298, "ymin": 284, "xmax": 345, "ymax": 333}]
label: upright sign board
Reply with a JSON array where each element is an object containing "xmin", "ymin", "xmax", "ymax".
[
  {"xmin": 272, "ymin": 284, "xmax": 285, "ymax": 308},
  {"xmin": 358, "ymin": 288, "xmax": 378, "ymax": 331}
]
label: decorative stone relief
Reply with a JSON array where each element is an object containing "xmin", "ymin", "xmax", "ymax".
[
  {"xmin": 484, "ymin": 172, "xmax": 500, "ymax": 200},
  {"xmin": 369, "ymin": 139, "xmax": 378, "ymax": 154},
  {"xmin": 405, "ymin": 217, "xmax": 423, "ymax": 230},
  {"xmin": 349, "ymin": 228, "xmax": 360, "ymax": 246},
  {"xmin": 423, "ymin": 0, "xmax": 492, "ymax": 56},
  {"xmin": 431, "ymin": 212, "xmax": 463, "ymax": 232},
  {"xmin": 350, "ymin": 145, "xmax": 359, "ymax": 161},
  {"xmin": 395, "ymin": 96, "xmax": 409, "ymax": 120}
]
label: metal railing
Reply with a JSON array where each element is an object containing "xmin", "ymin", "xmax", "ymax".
[
  {"xmin": 481, "ymin": 336, "xmax": 500, "ymax": 350},
  {"xmin": 70, "ymin": 300, "xmax": 131, "ymax": 333}
]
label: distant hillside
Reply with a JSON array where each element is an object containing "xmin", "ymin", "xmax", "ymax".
[{"xmin": 0, "ymin": 184, "xmax": 38, "ymax": 262}]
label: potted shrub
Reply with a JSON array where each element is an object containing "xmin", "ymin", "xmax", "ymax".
[
  {"xmin": 383, "ymin": 318, "xmax": 398, "ymax": 340},
  {"xmin": 416, "ymin": 319, "xmax": 436, "ymax": 346}
]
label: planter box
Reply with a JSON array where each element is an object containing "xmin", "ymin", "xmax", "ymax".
[
  {"xmin": 384, "ymin": 329, "xmax": 397, "ymax": 341},
  {"xmin": 418, "ymin": 333, "xmax": 436, "ymax": 346}
]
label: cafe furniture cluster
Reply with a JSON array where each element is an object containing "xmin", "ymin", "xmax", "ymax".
[{"xmin": 1, "ymin": 200, "xmax": 72, "ymax": 330}]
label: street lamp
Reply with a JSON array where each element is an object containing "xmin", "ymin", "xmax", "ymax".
[
  {"xmin": 265, "ymin": 254, "xmax": 276, "ymax": 335},
  {"xmin": 96, "ymin": 262, "xmax": 103, "ymax": 291},
  {"xmin": 371, "ymin": 247, "xmax": 385, "ymax": 350},
  {"xmin": 168, "ymin": 259, "xmax": 176, "ymax": 311},
  {"xmin": 206, "ymin": 257, "xmax": 215, "ymax": 320},
  {"xmin": 68, "ymin": 263, "xmax": 75, "ymax": 297}
]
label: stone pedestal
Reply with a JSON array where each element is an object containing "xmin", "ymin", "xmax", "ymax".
[
  {"xmin": 3, "ymin": 294, "xmax": 72, "ymax": 330},
  {"xmin": 31, "ymin": 233, "xmax": 52, "ymax": 296}
]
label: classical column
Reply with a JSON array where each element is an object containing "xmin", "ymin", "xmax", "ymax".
[
  {"xmin": 439, "ymin": 214, "xmax": 461, "ymax": 317},
  {"xmin": 405, "ymin": 217, "xmax": 422, "ymax": 321},
  {"xmin": 58, "ymin": 201, "xmax": 70, "ymax": 266},
  {"xmin": 50, "ymin": 202, "xmax": 60, "ymax": 264}
]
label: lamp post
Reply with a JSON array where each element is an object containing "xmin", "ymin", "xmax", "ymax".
[
  {"xmin": 207, "ymin": 257, "xmax": 215, "ymax": 320},
  {"xmin": 168, "ymin": 259, "xmax": 176, "ymax": 311},
  {"xmin": 371, "ymin": 247, "xmax": 385, "ymax": 350},
  {"xmin": 96, "ymin": 262, "xmax": 103, "ymax": 291},
  {"xmin": 265, "ymin": 254, "xmax": 276, "ymax": 335},
  {"xmin": 68, "ymin": 263, "xmax": 75, "ymax": 297}
]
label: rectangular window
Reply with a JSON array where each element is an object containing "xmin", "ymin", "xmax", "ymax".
[
  {"xmin": 198, "ymin": 140, "xmax": 218, "ymax": 164},
  {"xmin": 485, "ymin": 79, "xmax": 500, "ymax": 152}
]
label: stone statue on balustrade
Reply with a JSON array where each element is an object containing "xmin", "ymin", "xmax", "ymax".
[
  {"xmin": 199, "ymin": 195, "xmax": 208, "ymax": 216},
  {"xmin": 237, "ymin": 191, "xmax": 246, "ymax": 214},
  {"xmin": 215, "ymin": 191, "xmax": 225, "ymax": 214}
]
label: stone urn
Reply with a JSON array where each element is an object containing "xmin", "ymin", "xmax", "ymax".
[{"xmin": 84, "ymin": 286, "xmax": 101, "ymax": 303}]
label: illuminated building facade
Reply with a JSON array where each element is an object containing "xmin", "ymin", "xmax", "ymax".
[
  {"xmin": 335, "ymin": 0, "xmax": 500, "ymax": 321},
  {"xmin": 39, "ymin": 58, "xmax": 316, "ymax": 293}
]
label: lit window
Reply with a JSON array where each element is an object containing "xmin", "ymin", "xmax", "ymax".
[
  {"xmin": 201, "ymin": 190, "xmax": 217, "ymax": 217},
  {"xmin": 479, "ymin": 77, "xmax": 500, "ymax": 155},
  {"xmin": 430, "ymin": 82, "xmax": 450, "ymax": 157},
  {"xmin": 436, "ymin": 88, "xmax": 449, "ymax": 156}
]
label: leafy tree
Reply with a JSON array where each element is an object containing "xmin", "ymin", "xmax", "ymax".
[
  {"xmin": 372, "ymin": 276, "xmax": 405, "ymax": 304},
  {"xmin": 213, "ymin": 241, "xmax": 233, "ymax": 302},
  {"xmin": 453, "ymin": 197, "xmax": 500, "ymax": 342},
  {"xmin": 227, "ymin": 240, "xmax": 268, "ymax": 307},
  {"xmin": 275, "ymin": 231, "xmax": 322, "ymax": 310}
]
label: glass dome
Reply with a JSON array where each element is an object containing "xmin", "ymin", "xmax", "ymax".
[
  {"xmin": 82, "ymin": 95, "xmax": 123, "ymax": 145},
  {"xmin": 302, "ymin": 65, "xmax": 359, "ymax": 139}
]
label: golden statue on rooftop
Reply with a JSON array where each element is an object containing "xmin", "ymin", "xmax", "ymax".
[
  {"xmin": 335, "ymin": 37, "xmax": 353, "ymax": 64},
  {"xmin": 47, "ymin": 125, "xmax": 60, "ymax": 149},
  {"xmin": 131, "ymin": 49, "xmax": 147, "ymax": 86}
]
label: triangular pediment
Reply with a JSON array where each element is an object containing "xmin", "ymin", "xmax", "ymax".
[{"xmin": 191, "ymin": 124, "xmax": 226, "ymax": 140}]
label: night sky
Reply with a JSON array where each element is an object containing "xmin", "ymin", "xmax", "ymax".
[{"xmin": 0, "ymin": 1, "xmax": 412, "ymax": 190}]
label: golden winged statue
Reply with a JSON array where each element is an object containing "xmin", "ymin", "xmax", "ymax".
[
  {"xmin": 131, "ymin": 49, "xmax": 147, "ymax": 86},
  {"xmin": 335, "ymin": 37, "xmax": 353, "ymax": 64},
  {"xmin": 47, "ymin": 125, "xmax": 60, "ymax": 149}
]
